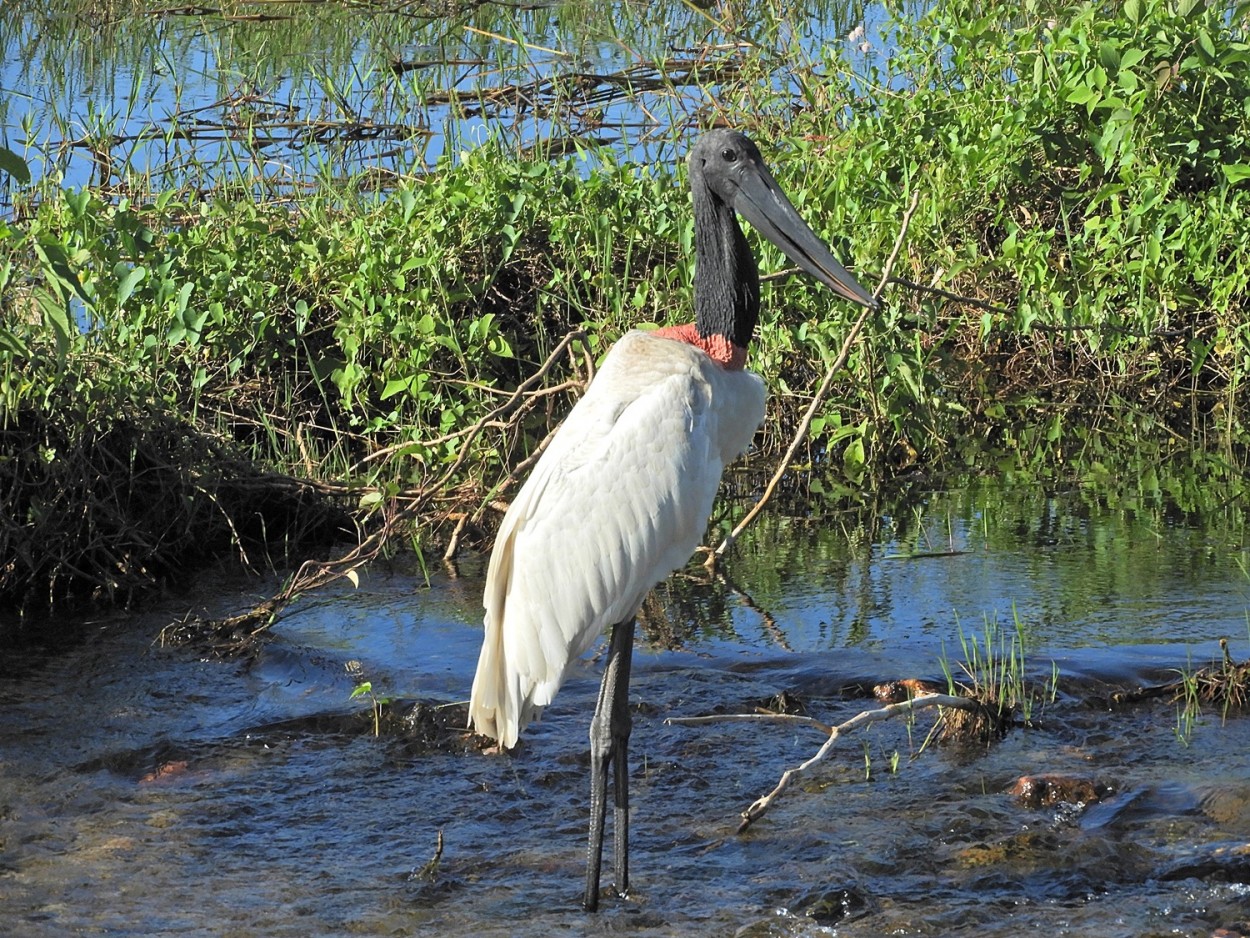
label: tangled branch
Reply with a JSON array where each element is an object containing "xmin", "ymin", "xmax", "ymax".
[
  {"xmin": 161, "ymin": 329, "xmax": 591, "ymax": 652},
  {"xmin": 668, "ymin": 691, "xmax": 982, "ymax": 832}
]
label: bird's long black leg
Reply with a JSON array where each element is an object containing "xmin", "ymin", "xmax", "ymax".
[{"xmin": 583, "ymin": 617, "xmax": 635, "ymax": 911}]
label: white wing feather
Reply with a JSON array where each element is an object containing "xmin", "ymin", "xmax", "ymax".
[{"xmin": 469, "ymin": 331, "xmax": 765, "ymax": 747}]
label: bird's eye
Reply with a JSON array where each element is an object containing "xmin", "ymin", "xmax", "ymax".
[{"xmin": 720, "ymin": 147, "xmax": 737, "ymax": 162}]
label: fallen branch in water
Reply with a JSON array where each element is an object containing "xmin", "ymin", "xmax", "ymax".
[{"xmin": 669, "ymin": 691, "xmax": 983, "ymax": 833}]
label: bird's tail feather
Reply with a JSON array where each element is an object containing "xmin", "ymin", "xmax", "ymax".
[{"xmin": 468, "ymin": 622, "xmax": 549, "ymax": 749}]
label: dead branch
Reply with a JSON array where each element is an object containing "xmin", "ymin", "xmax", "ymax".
[
  {"xmin": 162, "ymin": 330, "xmax": 589, "ymax": 652},
  {"xmin": 670, "ymin": 691, "xmax": 980, "ymax": 833},
  {"xmin": 886, "ymin": 276, "xmax": 1015, "ymax": 316}
]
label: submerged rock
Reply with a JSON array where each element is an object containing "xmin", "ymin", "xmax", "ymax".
[{"xmin": 1009, "ymin": 774, "xmax": 1113, "ymax": 809}]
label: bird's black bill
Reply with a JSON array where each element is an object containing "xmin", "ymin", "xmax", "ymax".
[{"xmin": 732, "ymin": 161, "xmax": 878, "ymax": 310}]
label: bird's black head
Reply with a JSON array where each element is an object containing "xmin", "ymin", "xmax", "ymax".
[
  {"xmin": 688, "ymin": 128, "xmax": 877, "ymax": 314},
  {"xmin": 687, "ymin": 129, "xmax": 768, "ymax": 209}
]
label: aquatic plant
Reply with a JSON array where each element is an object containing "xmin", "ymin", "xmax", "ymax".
[
  {"xmin": 348, "ymin": 659, "xmax": 393, "ymax": 737},
  {"xmin": 936, "ymin": 608, "xmax": 1058, "ymax": 743},
  {"xmin": 1174, "ymin": 638, "xmax": 1250, "ymax": 742}
]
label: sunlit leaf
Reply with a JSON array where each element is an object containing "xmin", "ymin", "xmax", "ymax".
[
  {"xmin": 117, "ymin": 265, "xmax": 146, "ymax": 306},
  {"xmin": 1221, "ymin": 163, "xmax": 1250, "ymax": 185}
]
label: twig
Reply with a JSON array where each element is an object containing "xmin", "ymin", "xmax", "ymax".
[
  {"xmin": 886, "ymin": 275, "xmax": 1014, "ymax": 316},
  {"xmin": 350, "ymin": 338, "xmax": 587, "ymax": 475},
  {"xmin": 671, "ymin": 692, "xmax": 980, "ymax": 833},
  {"xmin": 463, "ymin": 25, "xmax": 572, "ymax": 59},
  {"xmin": 166, "ymin": 330, "xmax": 589, "ymax": 650},
  {"xmin": 443, "ymin": 512, "xmax": 469, "ymax": 562},
  {"xmin": 712, "ymin": 189, "xmax": 922, "ymax": 561},
  {"xmin": 412, "ymin": 829, "xmax": 445, "ymax": 881}
]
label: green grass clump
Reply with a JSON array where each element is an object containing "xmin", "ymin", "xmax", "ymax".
[{"xmin": 937, "ymin": 609, "xmax": 1058, "ymax": 744}]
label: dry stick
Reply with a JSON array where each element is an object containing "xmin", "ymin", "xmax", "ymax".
[
  {"xmin": 885, "ymin": 275, "xmax": 1013, "ymax": 316},
  {"xmin": 434, "ymin": 329, "xmax": 589, "ymax": 490},
  {"xmin": 672, "ymin": 693, "xmax": 982, "ymax": 833},
  {"xmin": 176, "ymin": 330, "xmax": 589, "ymax": 646},
  {"xmin": 712, "ymin": 189, "xmax": 923, "ymax": 561}
]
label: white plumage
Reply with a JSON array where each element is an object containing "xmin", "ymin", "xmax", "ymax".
[{"xmin": 469, "ymin": 329, "xmax": 765, "ymax": 747}]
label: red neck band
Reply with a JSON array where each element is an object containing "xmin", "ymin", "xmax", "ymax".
[{"xmin": 651, "ymin": 322, "xmax": 748, "ymax": 370}]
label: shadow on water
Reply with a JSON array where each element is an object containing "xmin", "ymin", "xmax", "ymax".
[{"xmin": 2, "ymin": 482, "xmax": 1250, "ymax": 936}]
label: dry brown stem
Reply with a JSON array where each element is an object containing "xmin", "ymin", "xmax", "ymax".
[
  {"xmin": 711, "ymin": 188, "xmax": 922, "ymax": 562},
  {"xmin": 670, "ymin": 691, "xmax": 980, "ymax": 832}
]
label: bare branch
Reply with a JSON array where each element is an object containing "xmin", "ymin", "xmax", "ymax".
[
  {"xmin": 671, "ymin": 691, "xmax": 980, "ymax": 833},
  {"xmin": 713, "ymin": 189, "xmax": 923, "ymax": 560},
  {"xmin": 165, "ymin": 329, "xmax": 589, "ymax": 650}
]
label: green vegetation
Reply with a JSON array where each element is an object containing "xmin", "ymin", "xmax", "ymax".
[
  {"xmin": 936, "ymin": 609, "xmax": 1059, "ymax": 743},
  {"xmin": 1173, "ymin": 638, "xmax": 1250, "ymax": 742},
  {"xmin": 1, "ymin": 0, "xmax": 1249, "ymax": 624}
]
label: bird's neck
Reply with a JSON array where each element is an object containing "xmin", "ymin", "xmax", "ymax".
[{"xmin": 690, "ymin": 185, "xmax": 759, "ymax": 364}]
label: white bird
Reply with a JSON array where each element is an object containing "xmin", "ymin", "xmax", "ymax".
[{"xmin": 468, "ymin": 128, "xmax": 877, "ymax": 910}]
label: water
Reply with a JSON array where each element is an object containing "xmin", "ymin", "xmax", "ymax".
[
  {"xmin": 0, "ymin": 1, "xmax": 883, "ymax": 195},
  {"xmin": 2, "ymin": 483, "xmax": 1249, "ymax": 936}
]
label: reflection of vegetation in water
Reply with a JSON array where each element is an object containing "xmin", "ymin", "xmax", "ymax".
[
  {"xmin": 714, "ymin": 474, "xmax": 1247, "ymax": 654},
  {"xmin": 0, "ymin": 0, "xmax": 869, "ymax": 191}
]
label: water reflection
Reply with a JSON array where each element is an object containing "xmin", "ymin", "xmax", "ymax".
[{"xmin": 0, "ymin": 0, "xmax": 882, "ymax": 194}]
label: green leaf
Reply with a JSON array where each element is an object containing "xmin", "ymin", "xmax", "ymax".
[
  {"xmin": 1196, "ymin": 29, "xmax": 1216, "ymax": 61},
  {"xmin": 0, "ymin": 146, "xmax": 31, "ymax": 184},
  {"xmin": 843, "ymin": 435, "xmax": 865, "ymax": 474},
  {"xmin": 381, "ymin": 376, "xmax": 412, "ymax": 399},
  {"xmin": 1065, "ymin": 85, "xmax": 1097, "ymax": 106},
  {"xmin": 35, "ymin": 238, "xmax": 91, "ymax": 304},
  {"xmin": 1001, "ymin": 229, "xmax": 1019, "ymax": 259},
  {"xmin": 1221, "ymin": 163, "xmax": 1250, "ymax": 184},
  {"xmin": 173, "ymin": 281, "xmax": 194, "ymax": 319},
  {"xmin": 184, "ymin": 305, "xmax": 209, "ymax": 335},
  {"xmin": 399, "ymin": 189, "xmax": 417, "ymax": 225},
  {"xmin": 0, "ymin": 325, "xmax": 30, "ymax": 356},
  {"xmin": 1123, "ymin": 0, "xmax": 1141, "ymax": 23},
  {"xmin": 36, "ymin": 290, "xmax": 73, "ymax": 363},
  {"xmin": 1097, "ymin": 41, "xmax": 1120, "ymax": 70},
  {"xmin": 117, "ymin": 265, "xmax": 147, "ymax": 306}
]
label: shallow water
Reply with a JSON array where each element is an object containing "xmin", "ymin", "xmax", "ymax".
[
  {"xmin": 0, "ymin": 1, "xmax": 883, "ymax": 193},
  {"xmin": 2, "ymin": 484, "xmax": 1250, "ymax": 937}
]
